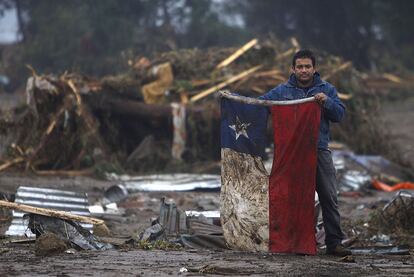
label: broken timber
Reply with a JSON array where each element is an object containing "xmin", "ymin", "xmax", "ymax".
[
  {"xmin": 215, "ymin": 39, "xmax": 258, "ymax": 69},
  {"xmin": 190, "ymin": 65, "xmax": 263, "ymax": 102},
  {"xmin": 0, "ymin": 157, "xmax": 25, "ymax": 172},
  {"xmin": 322, "ymin": 61, "xmax": 352, "ymax": 80},
  {"xmin": 337, "ymin": 92, "xmax": 353, "ymax": 100},
  {"xmin": 0, "ymin": 200, "xmax": 104, "ymax": 226}
]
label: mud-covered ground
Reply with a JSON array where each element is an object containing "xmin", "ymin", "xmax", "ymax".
[
  {"xmin": 2, "ymin": 244, "xmax": 414, "ymax": 276},
  {"xmin": 1, "ymin": 173, "xmax": 414, "ymax": 276},
  {"xmin": 1, "ymin": 94, "xmax": 413, "ymax": 275}
]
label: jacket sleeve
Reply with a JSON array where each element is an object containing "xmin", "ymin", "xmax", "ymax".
[{"xmin": 323, "ymin": 86, "xmax": 346, "ymax": 122}]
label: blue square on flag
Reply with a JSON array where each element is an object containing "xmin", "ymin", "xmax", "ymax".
[{"xmin": 221, "ymin": 97, "xmax": 268, "ymax": 159}]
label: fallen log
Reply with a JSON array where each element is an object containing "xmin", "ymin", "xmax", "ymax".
[
  {"xmin": 95, "ymin": 97, "xmax": 173, "ymax": 119},
  {"xmin": 88, "ymin": 95, "xmax": 218, "ymax": 120}
]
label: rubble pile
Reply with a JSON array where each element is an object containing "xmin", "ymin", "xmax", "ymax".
[
  {"xmin": 371, "ymin": 191, "xmax": 414, "ymax": 235},
  {"xmin": 0, "ymin": 37, "xmax": 412, "ymax": 176}
]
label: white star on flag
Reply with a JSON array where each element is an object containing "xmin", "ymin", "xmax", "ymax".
[{"xmin": 229, "ymin": 116, "xmax": 251, "ymax": 140}]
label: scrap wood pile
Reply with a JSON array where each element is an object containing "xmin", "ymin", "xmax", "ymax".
[{"xmin": 0, "ymin": 37, "xmax": 413, "ymax": 176}]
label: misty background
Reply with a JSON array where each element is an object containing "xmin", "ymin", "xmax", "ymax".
[{"xmin": 0, "ymin": 0, "xmax": 413, "ymax": 92}]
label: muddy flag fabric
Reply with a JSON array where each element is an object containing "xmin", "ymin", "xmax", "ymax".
[
  {"xmin": 220, "ymin": 96, "xmax": 321, "ymax": 255},
  {"xmin": 220, "ymin": 97, "xmax": 270, "ymax": 252}
]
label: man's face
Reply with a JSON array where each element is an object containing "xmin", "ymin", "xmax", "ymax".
[{"xmin": 292, "ymin": 58, "xmax": 315, "ymax": 84}]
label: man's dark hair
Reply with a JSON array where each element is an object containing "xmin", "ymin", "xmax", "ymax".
[{"xmin": 292, "ymin": 49, "xmax": 316, "ymax": 67}]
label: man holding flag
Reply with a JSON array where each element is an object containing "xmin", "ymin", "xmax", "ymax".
[{"xmin": 220, "ymin": 49, "xmax": 351, "ymax": 256}]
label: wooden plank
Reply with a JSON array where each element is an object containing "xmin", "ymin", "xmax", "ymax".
[
  {"xmin": 190, "ymin": 65, "xmax": 262, "ymax": 103},
  {"xmin": 275, "ymin": 48, "xmax": 296, "ymax": 62},
  {"xmin": 338, "ymin": 92, "xmax": 352, "ymax": 100},
  {"xmin": 291, "ymin": 37, "xmax": 299, "ymax": 48},
  {"xmin": 322, "ymin": 61, "xmax": 352, "ymax": 80},
  {"xmin": 275, "ymin": 38, "xmax": 300, "ymax": 62},
  {"xmin": 0, "ymin": 157, "xmax": 25, "ymax": 172},
  {"xmin": 382, "ymin": 73, "xmax": 402, "ymax": 83},
  {"xmin": 0, "ymin": 200, "xmax": 104, "ymax": 225},
  {"xmin": 32, "ymin": 168, "xmax": 94, "ymax": 177},
  {"xmin": 253, "ymin": 70, "xmax": 282, "ymax": 78},
  {"xmin": 216, "ymin": 39, "xmax": 258, "ymax": 69}
]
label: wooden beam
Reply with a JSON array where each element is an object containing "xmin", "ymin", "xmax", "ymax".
[
  {"xmin": 190, "ymin": 65, "xmax": 262, "ymax": 103},
  {"xmin": 0, "ymin": 200, "xmax": 104, "ymax": 225},
  {"xmin": 338, "ymin": 92, "xmax": 353, "ymax": 100},
  {"xmin": 216, "ymin": 39, "xmax": 258, "ymax": 69},
  {"xmin": 382, "ymin": 73, "xmax": 402, "ymax": 83},
  {"xmin": 290, "ymin": 37, "xmax": 300, "ymax": 48},
  {"xmin": 275, "ymin": 38, "xmax": 300, "ymax": 62},
  {"xmin": 322, "ymin": 61, "xmax": 352, "ymax": 80},
  {"xmin": 0, "ymin": 157, "xmax": 25, "ymax": 172},
  {"xmin": 32, "ymin": 168, "xmax": 94, "ymax": 177},
  {"xmin": 275, "ymin": 47, "xmax": 296, "ymax": 62}
]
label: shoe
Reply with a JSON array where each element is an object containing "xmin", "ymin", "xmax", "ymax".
[{"xmin": 326, "ymin": 244, "xmax": 352, "ymax": 257}]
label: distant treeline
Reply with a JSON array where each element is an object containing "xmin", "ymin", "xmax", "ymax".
[{"xmin": 0, "ymin": 0, "xmax": 413, "ymax": 90}]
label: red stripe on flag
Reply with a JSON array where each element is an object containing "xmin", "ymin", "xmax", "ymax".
[{"xmin": 269, "ymin": 102, "xmax": 321, "ymax": 255}]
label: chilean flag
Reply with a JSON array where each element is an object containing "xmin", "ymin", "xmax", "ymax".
[{"xmin": 220, "ymin": 95, "xmax": 321, "ymax": 255}]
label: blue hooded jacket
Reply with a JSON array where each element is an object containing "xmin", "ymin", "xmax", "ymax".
[{"xmin": 259, "ymin": 72, "xmax": 345, "ymax": 150}]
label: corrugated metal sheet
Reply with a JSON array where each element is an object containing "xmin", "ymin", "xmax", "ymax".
[
  {"xmin": 185, "ymin": 210, "xmax": 220, "ymax": 218},
  {"xmin": 185, "ymin": 211, "xmax": 222, "ymax": 234},
  {"xmin": 5, "ymin": 186, "xmax": 92, "ymax": 237},
  {"xmin": 106, "ymin": 173, "xmax": 221, "ymax": 192},
  {"xmin": 187, "ymin": 220, "xmax": 223, "ymax": 235}
]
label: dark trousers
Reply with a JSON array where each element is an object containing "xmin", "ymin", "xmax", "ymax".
[{"xmin": 316, "ymin": 149, "xmax": 344, "ymax": 249}]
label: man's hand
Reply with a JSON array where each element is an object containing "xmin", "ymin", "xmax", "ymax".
[{"xmin": 314, "ymin": 93, "xmax": 327, "ymax": 105}]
